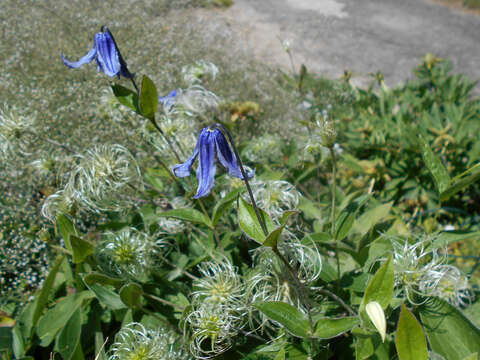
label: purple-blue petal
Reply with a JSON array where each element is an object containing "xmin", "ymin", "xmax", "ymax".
[
  {"xmin": 94, "ymin": 32, "xmax": 121, "ymax": 77},
  {"xmin": 194, "ymin": 129, "xmax": 217, "ymax": 198},
  {"xmin": 172, "ymin": 141, "xmax": 200, "ymax": 178},
  {"xmin": 159, "ymin": 90, "xmax": 178, "ymax": 105},
  {"xmin": 61, "ymin": 46, "xmax": 97, "ymax": 69},
  {"xmin": 214, "ymin": 129, "xmax": 254, "ymax": 179}
]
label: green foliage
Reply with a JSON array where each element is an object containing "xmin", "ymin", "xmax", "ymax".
[
  {"xmin": 395, "ymin": 305, "xmax": 428, "ymax": 360},
  {"xmin": 1, "ymin": 2, "xmax": 479, "ymax": 358},
  {"xmin": 253, "ymin": 301, "xmax": 311, "ymax": 338},
  {"xmin": 420, "ymin": 298, "xmax": 480, "ymax": 358}
]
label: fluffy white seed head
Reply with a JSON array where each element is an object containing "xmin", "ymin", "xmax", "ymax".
[{"xmin": 108, "ymin": 322, "xmax": 189, "ymax": 360}]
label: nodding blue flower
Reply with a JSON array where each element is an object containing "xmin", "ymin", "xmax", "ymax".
[
  {"xmin": 61, "ymin": 26, "xmax": 133, "ymax": 79},
  {"xmin": 172, "ymin": 127, "xmax": 254, "ymax": 198},
  {"xmin": 159, "ymin": 90, "xmax": 178, "ymax": 110}
]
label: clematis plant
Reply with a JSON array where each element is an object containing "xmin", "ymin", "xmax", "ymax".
[
  {"xmin": 61, "ymin": 26, "xmax": 134, "ymax": 79},
  {"xmin": 172, "ymin": 126, "xmax": 254, "ymax": 198},
  {"xmin": 159, "ymin": 89, "xmax": 178, "ymax": 108}
]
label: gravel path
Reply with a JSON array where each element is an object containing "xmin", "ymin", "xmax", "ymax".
[{"xmin": 215, "ymin": 0, "xmax": 480, "ymax": 88}]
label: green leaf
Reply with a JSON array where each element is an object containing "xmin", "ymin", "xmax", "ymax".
[
  {"xmin": 361, "ymin": 255, "xmax": 394, "ymax": 312},
  {"xmin": 85, "ymin": 284, "xmax": 126, "ymax": 310},
  {"xmin": 395, "ymin": 304, "xmax": 428, "ymax": 360},
  {"xmin": 57, "ymin": 214, "xmax": 76, "ymax": 251},
  {"xmin": 352, "ymin": 327, "xmax": 378, "ymax": 360},
  {"xmin": 419, "ymin": 136, "xmax": 450, "ymax": 194},
  {"xmin": 32, "ymin": 255, "xmax": 65, "ymax": 328},
  {"xmin": 212, "ymin": 188, "xmax": 243, "ymax": 226},
  {"xmin": 254, "ymin": 301, "xmax": 310, "ymax": 338},
  {"xmin": 238, "ymin": 197, "xmax": 275, "ymax": 244},
  {"xmin": 0, "ymin": 327, "xmax": 12, "ymax": 351},
  {"xmin": 12, "ymin": 326, "xmax": 24, "ymax": 359},
  {"xmin": 111, "ymin": 84, "xmax": 140, "ymax": 114},
  {"xmin": 440, "ymin": 168, "xmax": 480, "ymax": 202},
  {"xmin": 263, "ymin": 211, "xmax": 298, "ymax": 248},
  {"xmin": 314, "ymin": 316, "xmax": 359, "ymax": 339},
  {"xmin": 463, "ymin": 354, "xmax": 478, "ymax": 360},
  {"xmin": 144, "ymin": 171, "xmax": 164, "ymax": 192},
  {"xmin": 353, "ymin": 202, "xmax": 393, "ymax": 236},
  {"xmin": 335, "ymin": 194, "xmax": 371, "ymax": 240},
  {"xmin": 83, "ymin": 272, "xmax": 124, "ymax": 288},
  {"xmin": 355, "ymin": 334, "xmax": 374, "ymax": 360},
  {"xmin": 56, "ymin": 309, "xmax": 81, "ymax": 360},
  {"xmin": 94, "ymin": 330, "xmax": 107, "ymax": 360},
  {"xmin": 429, "ymin": 231, "xmax": 480, "ymax": 250},
  {"xmin": 419, "ymin": 298, "xmax": 480, "ymax": 359},
  {"xmin": 70, "ymin": 235, "xmax": 94, "ymax": 264},
  {"xmin": 263, "ymin": 224, "xmax": 287, "ymax": 248},
  {"xmin": 139, "ymin": 75, "xmax": 158, "ymax": 120},
  {"xmin": 119, "ymin": 283, "xmax": 143, "ymax": 308},
  {"xmin": 274, "ymin": 348, "xmax": 286, "ymax": 360},
  {"xmin": 158, "ymin": 208, "xmax": 212, "ymax": 228},
  {"xmin": 36, "ymin": 291, "xmax": 93, "ymax": 347}
]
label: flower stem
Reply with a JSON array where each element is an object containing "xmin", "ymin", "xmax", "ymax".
[
  {"xmin": 329, "ymin": 146, "xmax": 341, "ymax": 288},
  {"xmin": 149, "ymin": 116, "xmax": 183, "ymax": 163},
  {"xmin": 317, "ymin": 288, "xmax": 356, "ymax": 316},
  {"xmin": 144, "ymin": 293, "xmax": 185, "ymax": 311},
  {"xmin": 329, "ymin": 146, "xmax": 337, "ymax": 239},
  {"xmin": 215, "ymin": 123, "xmax": 268, "ymax": 237},
  {"xmin": 130, "ymin": 77, "xmax": 139, "ymax": 94}
]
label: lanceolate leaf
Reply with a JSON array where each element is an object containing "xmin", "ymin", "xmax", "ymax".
[
  {"xmin": 111, "ymin": 84, "xmax": 140, "ymax": 114},
  {"xmin": 139, "ymin": 75, "xmax": 158, "ymax": 120},
  {"xmin": 56, "ymin": 309, "xmax": 81, "ymax": 360},
  {"xmin": 335, "ymin": 193, "xmax": 371, "ymax": 241},
  {"xmin": 361, "ymin": 255, "xmax": 394, "ymax": 312},
  {"xmin": 420, "ymin": 298, "xmax": 480, "ymax": 359},
  {"xmin": 254, "ymin": 301, "xmax": 310, "ymax": 338},
  {"xmin": 395, "ymin": 305, "xmax": 428, "ymax": 360},
  {"xmin": 57, "ymin": 214, "xmax": 77, "ymax": 251},
  {"xmin": 32, "ymin": 255, "xmax": 66, "ymax": 329},
  {"xmin": 212, "ymin": 188, "xmax": 243, "ymax": 226},
  {"xmin": 36, "ymin": 291, "xmax": 93, "ymax": 347},
  {"xmin": 238, "ymin": 197, "xmax": 275, "ymax": 244},
  {"xmin": 157, "ymin": 208, "xmax": 212, "ymax": 228},
  {"xmin": 419, "ymin": 135, "xmax": 450, "ymax": 194},
  {"xmin": 440, "ymin": 168, "xmax": 480, "ymax": 202},
  {"xmin": 314, "ymin": 317, "xmax": 359, "ymax": 339},
  {"xmin": 70, "ymin": 235, "xmax": 94, "ymax": 264},
  {"xmin": 85, "ymin": 284, "xmax": 126, "ymax": 310},
  {"xmin": 119, "ymin": 283, "xmax": 143, "ymax": 308}
]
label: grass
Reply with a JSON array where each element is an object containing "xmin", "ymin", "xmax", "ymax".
[{"xmin": 0, "ymin": 0, "xmax": 322, "ymax": 306}]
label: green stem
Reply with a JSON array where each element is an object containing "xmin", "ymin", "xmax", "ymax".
[
  {"xmin": 149, "ymin": 117, "xmax": 182, "ymax": 163},
  {"xmin": 144, "ymin": 294, "xmax": 185, "ymax": 311},
  {"xmin": 329, "ymin": 146, "xmax": 337, "ymax": 239},
  {"xmin": 215, "ymin": 123, "xmax": 268, "ymax": 237},
  {"xmin": 329, "ymin": 146, "xmax": 341, "ymax": 288},
  {"xmin": 317, "ymin": 288, "xmax": 356, "ymax": 316}
]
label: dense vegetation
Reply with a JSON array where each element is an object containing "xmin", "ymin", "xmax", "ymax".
[{"xmin": 1, "ymin": 1, "xmax": 479, "ymax": 359}]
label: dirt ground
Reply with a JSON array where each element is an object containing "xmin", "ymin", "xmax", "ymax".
[{"xmin": 206, "ymin": 0, "xmax": 480, "ymax": 89}]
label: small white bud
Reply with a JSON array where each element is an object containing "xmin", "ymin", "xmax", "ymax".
[{"xmin": 365, "ymin": 301, "xmax": 386, "ymax": 342}]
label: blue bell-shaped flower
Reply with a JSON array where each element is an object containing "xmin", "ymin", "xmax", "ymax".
[
  {"xmin": 172, "ymin": 127, "xmax": 254, "ymax": 198},
  {"xmin": 61, "ymin": 26, "xmax": 133, "ymax": 79}
]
